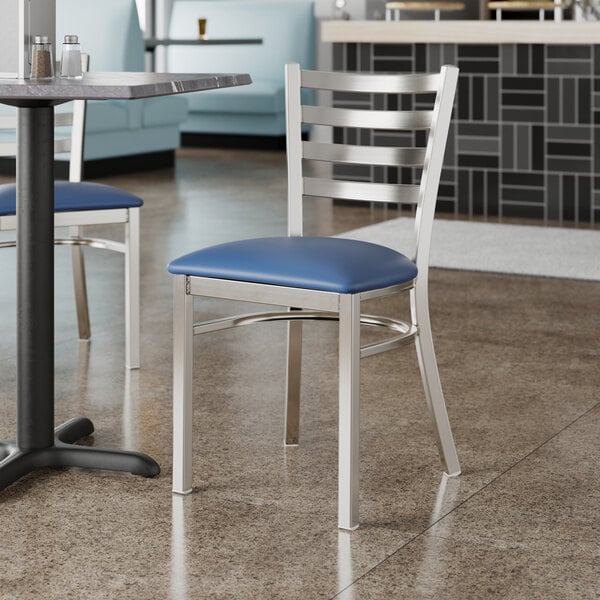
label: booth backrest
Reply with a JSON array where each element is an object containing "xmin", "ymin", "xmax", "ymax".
[
  {"xmin": 168, "ymin": 0, "xmax": 315, "ymax": 82},
  {"xmin": 56, "ymin": 0, "xmax": 145, "ymax": 72}
]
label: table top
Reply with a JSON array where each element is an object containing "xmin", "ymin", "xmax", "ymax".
[
  {"xmin": 145, "ymin": 38, "xmax": 263, "ymax": 49},
  {"xmin": 0, "ymin": 72, "xmax": 252, "ymax": 102},
  {"xmin": 385, "ymin": 1, "xmax": 465, "ymax": 9}
]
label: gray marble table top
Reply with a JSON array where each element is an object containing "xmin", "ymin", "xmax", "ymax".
[{"xmin": 0, "ymin": 72, "xmax": 252, "ymax": 101}]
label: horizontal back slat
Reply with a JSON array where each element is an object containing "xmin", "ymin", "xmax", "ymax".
[
  {"xmin": 301, "ymin": 70, "xmax": 440, "ymax": 94},
  {"xmin": 303, "ymin": 141, "xmax": 426, "ymax": 167},
  {"xmin": 0, "ymin": 142, "xmax": 16, "ymax": 157},
  {"xmin": 0, "ymin": 113, "xmax": 73, "ymax": 129},
  {"xmin": 303, "ymin": 177, "xmax": 420, "ymax": 204},
  {"xmin": 0, "ymin": 139, "xmax": 72, "ymax": 157},
  {"xmin": 302, "ymin": 106, "xmax": 433, "ymax": 130},
  {"xmin": 54, "ymin": 139, "xmax": 71, "ymax": 153},
  {"xmin": 55, "ymin": 112, "xmax": 74, "ymax": 127},
  {"xmin": 0, "ymin": 116, "xmax": 17, "ymax": 130},
  {"xmin": 0, "ymin": 112, "xmax": 74, "ymax": 156}
]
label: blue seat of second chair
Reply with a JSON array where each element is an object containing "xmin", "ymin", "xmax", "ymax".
[
  {"xmin": 167, "ymin": 237, "xmax": 418, "ymax": 294},
  {"xmin": 0, "ymin": 181, "xmax": 143, "ymax": 216}
]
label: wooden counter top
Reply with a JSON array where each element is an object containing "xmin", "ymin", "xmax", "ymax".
[{"xmin": 321, "ymin": 20, "xmax": 600, "ymax": 44}]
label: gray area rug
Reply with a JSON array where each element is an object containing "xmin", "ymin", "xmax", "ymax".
[{"xmin": 340, "ymin": 218, "xmax": 600, "ymax": 281}]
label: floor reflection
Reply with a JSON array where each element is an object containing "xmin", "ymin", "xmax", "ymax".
[
  {"xmin": 337, "ymin": 530, "xmax": 355, "ymax": 598},
  {"xmin": 429, "ymin": 472, "xmax": 461, "ymax": 526},
  {"xmin": 170, "ymin": 494, "xmax": 189, "ymax": 600},
  {"xmin": 122, "ymin": 369, "xmax": 139, "ymax": 451},
  {"xmin": 415, "ymin": 473, "xmax": 462, "ymax": 593},
  {"xmin": 73, "ymin": 340, "xmax": 90, "ymax": 414}
]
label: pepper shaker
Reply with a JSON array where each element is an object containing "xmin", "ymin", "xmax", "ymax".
[
  {"xmin": 60, "ymin": 35, "xmax": 83, "ymax": 79},
  {"xmin": 30, "ymin": 35, "xmax": 54, "ymax": 80}
]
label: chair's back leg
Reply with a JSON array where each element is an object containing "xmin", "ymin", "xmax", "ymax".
[
  {"xmin": 284, "ymin": 316, "xmax": 303, "ymax": 445},
  {"xmin": 69, "ymin": 225, "xmax": 91, "ymax": 341},
  {"xmin": 125, "ymin": 208, "xmax": 140, "ymax": 369},
  {"xmin": 338, "ymin": 294, "xmax": 361, "ymax": 530},
  {"xmin": 411, "ymin": 281, "xmax": 461, "ymax": 476}
]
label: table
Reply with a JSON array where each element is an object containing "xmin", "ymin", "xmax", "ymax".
[
  {"xmin": 0, "ymin": 72, "xmax": 251, "ymax": 492},
  {"xmin": 144, "ymin": 38, "xmax": 262, "ymax": 71},
  {"xmin": 385, "ymin": 1, "xmax": 465, "ymax": 20},
  {"xmin": 488, "ymin": 0, "xmax": 567, "ymax": 21}
]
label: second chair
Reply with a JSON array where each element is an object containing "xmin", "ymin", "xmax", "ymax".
[{"xmin": 0, "ymin": 58, "xmax": 142, "ymax": 369}]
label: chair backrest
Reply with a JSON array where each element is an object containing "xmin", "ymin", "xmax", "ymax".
[
  {"xmin": 0, "ymin": 54, "xmax": 89, "ymax": 183},
  {"xmin": 285, "ymin": 63, "xmax": 458, "ymax": 275}
]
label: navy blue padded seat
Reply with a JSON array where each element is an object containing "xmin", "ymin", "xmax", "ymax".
[
  {"xmin": 0, "ymin": 181, "xmax": 143, "ymax": 216},
  {"xmin": 168, "ymin": 236, "xmax": 418, "ymax": 294}
]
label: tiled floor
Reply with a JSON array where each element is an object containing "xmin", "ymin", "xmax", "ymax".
[{"xmin": 0, "ymin": 148, "xmax": 599, "ymax": 599}]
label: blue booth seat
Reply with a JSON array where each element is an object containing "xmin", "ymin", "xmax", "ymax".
[{"xmin": 167, "ymin": 0, "xmax": 315, "ymax": 140}]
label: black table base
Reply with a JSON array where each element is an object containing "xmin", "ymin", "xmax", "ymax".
[
  {"xmin": 0, "ymin": 418, "xmax": 160, "ymax": 491},
  {"xmin": 0, "ymin": 102, "xmax": 160, "ymax": 493}
]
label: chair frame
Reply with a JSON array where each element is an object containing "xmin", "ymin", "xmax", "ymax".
[
  {"xmin": 172, "ymin": 63, "xmax": 461, "ymax": 530},
  {"xmin": 0, "ymin": 57, "xmax": 140, "ymax": 369}
]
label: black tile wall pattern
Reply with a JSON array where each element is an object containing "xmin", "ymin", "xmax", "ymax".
[
  {"xmin": 578, "ymin": 175, "xmax": 591, "ymax": 222},
  {"xmin": 331, "ymin": 42, "xmax": 600, "ymax": 223}
]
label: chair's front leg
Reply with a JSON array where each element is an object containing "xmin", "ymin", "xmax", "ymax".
[
  {"xmin": 172, "ymin": 275, "xmax": 194, "ymax": 495},
  {"xmin": 284, "ymin": 315, "xmax": 302, "ymax": 446},
  {"xmin": 69, "ymin": 225, "xmax": 91, "ymax": 341},
  {"xmin": 411, "ymin": 282, "xmax": 461, "ymax": 477},
  {"xmin": 338, "ymin": 294, "xmax": 361, "ymax": 530},
  {"xmin": 125, "ymin": 208, "xmax": 140, "ymax": 369}
]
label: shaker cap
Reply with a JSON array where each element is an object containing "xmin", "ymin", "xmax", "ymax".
[
  {"xmin": 33, "ymin": 35, "xmax": 49, "ymax": 44},
  {"xmin": 64, "ymin": 35, "xmax": 79, "ymax": 43}
]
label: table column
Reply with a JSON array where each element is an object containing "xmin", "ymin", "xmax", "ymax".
[{"xmin": 17, "ymin": 105, "xmax": 55, "ymax": 450}]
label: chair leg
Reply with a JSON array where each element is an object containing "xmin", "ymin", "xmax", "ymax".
[
  {"xmin": 172, "ymin": 275, "xmax": 194, "ymax": 495},
  {"xmin": 125, "ymin": 208, "xmax": 140, "ymax": 369},
  {"xmin": 284, "ymin": 317, "xmax": 302, "ymax": 446},
  {"xmin": 338, "ymin": 294, "xmax": 361, "ymax": 531},
  {"xmin": 411, "ymin": 282, "xmax": 461, "ymax": 477},
  {"xmin": 69, "ymin": 225, "xmax": 91, "ymax": 341}
]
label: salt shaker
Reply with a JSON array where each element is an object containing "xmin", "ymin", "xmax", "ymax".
[
  {"xmin": 60, "ymin": 35, "xmax": 83, "ymax": 79},
  {"xmin": 30, "ymin": 36, "xmax": 54, "ymax": 80}
]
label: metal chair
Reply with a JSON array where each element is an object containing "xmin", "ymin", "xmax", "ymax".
[
  {"xmin": 0, "ymin": 57, "xmax": 142, "ymax": 369},
  {"xmin": 168, "ymin": 63, "xmax": 461, "ymax": 530}
]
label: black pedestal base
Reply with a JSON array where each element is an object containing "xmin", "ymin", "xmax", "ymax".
[{"xmin": 0, "ymin": 417, "xmax": 160, "ymax": 492}]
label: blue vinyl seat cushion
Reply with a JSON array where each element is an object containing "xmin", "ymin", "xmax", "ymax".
[
  {"xmin": 0, "ymin": 181, "xmax": 143, "ymax": 216},
  {"xmin": 168, "ymin": 237, "xmax": 418, "ymax": 294}
]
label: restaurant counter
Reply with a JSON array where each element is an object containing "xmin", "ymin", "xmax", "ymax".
[{"xmin": 321, "ymin": 20, "xmax": 600, "ymax": 223}]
